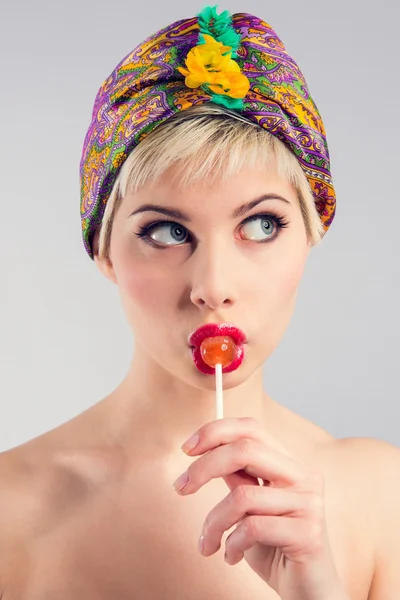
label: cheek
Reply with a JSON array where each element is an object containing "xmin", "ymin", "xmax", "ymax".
[
  {"xmin": 110, "ymin": 235, "xmax": 175, "ymax": 311},
  {"xmin": 248, "ymin": 242, "xmax": 309, "ymax": 353},
  {"xmin": 280, "ymin": 253, "xmax": 308, "ymax": 298},
  {"xmin": 252, "ymin": 248, "xmax": 309, "ymax": 355},
  {"xmin": 118, "ymin": 266, "xmax": 170, "ymax": 312},
  {"xmin": 277, "ymin": 232, "xmax": 310, "ymax": 294},
  {"xmin": 259, "ymin": 250, "xmax": 308, "ymax": 305}
]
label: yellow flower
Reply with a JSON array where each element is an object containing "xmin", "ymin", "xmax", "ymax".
[{"xmin": 178, "ymin": 34, "xmax": 250, "ymax": 99}]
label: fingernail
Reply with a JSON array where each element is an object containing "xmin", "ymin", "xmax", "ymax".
[
  {"xmin": 181, "ymin": 432, "xmax": 200, "ymax": 454},
  {"xmin": 198, "ymin": 535, "xmax": 205, "ymax": 554},
  {"xmin": 173, "ymin": 471, "xmax": 189, "ymax": 493}
]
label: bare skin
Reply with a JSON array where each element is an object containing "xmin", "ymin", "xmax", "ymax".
[
  {"xmin": 1, "ymin": 165, "xmax": 398, "ymax": 598},
  {"xmin": 0, "ymin": 391, "xmax": 378, "ymax": 600}
]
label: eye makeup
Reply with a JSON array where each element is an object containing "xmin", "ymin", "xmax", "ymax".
[{"xmin": 134, "ymin": 211, "xmax": 290, "ymax": 248}]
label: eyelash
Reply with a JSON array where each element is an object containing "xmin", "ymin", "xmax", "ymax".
[{"xmin": 134, "ymin": 212, "xmax": 290, "ymax": 248}]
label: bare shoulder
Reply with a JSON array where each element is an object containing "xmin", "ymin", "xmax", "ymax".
[
  {"xmin": 334, "ymin": 436, "xmax": 400, "ymax": 597},
  {"xmin": 0, "ymin": 436, "xmax": 124, "ymax": 522},
  {"xmin": 0, "ymin": 447, "xmax": 31, "ymax": 529},
  {"xmin": 338, "ymin": 434, "xmax": 400, "ymax": 459},
  {"xmin": 329, "ymin": 434, "xmax": 400, "ymax": 465},
  {"xmin": 336, "ymin": 435, "xmax": 400, "ymax": 517},
  {"xmin": 332, "ymin": 435, "xmax": 400, "ymax": 489},
  {"xmin": 0, "ymin": 434, "xmax": 123, "ymax": 595},
  {"xmin": 0, "ymin": 447, "xmax": 34, "ymax": 590},
  {"xmin": 318, "ymin": 434, "xmax": 400, "ymax": 496},
  {"xmin": 0, "ymin": 442, "xmax": 77, "ymax": 593}
]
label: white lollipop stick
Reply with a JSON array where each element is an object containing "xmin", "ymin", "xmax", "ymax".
[{"xmin": 215, "ymin": 363, "xmax": 223, "ymax": 419}]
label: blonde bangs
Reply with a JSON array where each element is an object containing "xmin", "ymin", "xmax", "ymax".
[{"xmin": 98, "ymin": 103, "xmax": 324, "ymax": 260}]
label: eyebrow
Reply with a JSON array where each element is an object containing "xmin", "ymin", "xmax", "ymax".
[{"xmin": 129, "ymin": 193, "xmax": 290, "ymax": 222}]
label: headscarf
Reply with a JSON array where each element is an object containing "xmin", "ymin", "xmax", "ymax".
[{"xmin": 80, "ymin": 5, "xmax": 336, "ymax": 259}]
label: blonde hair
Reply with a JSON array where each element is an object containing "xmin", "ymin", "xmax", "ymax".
[{"xmin": 97, "ymin": 103, "xmax": 324, "ymax": 260}]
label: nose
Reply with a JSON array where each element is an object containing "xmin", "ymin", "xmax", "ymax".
[{"xmin": 189, "ymin": 238, "xmax": 238, "ymax": 311}]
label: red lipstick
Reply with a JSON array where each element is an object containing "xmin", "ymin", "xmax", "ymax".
[{"xmin": 188, "ymin": 323, "xmax": 247, "ymax": 375}]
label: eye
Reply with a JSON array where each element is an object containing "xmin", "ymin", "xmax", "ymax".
[
  {"xmin": 134, "ymin": 212, "xmax": 289, "ymax": 248},
  {"xmin": 239, "ymin": 214, "xmax": 287, "ymax": 241},
  {"xmin": 135, "ymin": 222, "xmax": 190, "ymax": 246}
]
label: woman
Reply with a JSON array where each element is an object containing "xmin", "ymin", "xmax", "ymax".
[{"xmin": 0, "ymin": 5, "xmax": 398, "ymax": 600}]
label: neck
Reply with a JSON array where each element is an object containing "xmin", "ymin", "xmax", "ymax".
[{"xmin": 100, "ymin": 347, "xmax": 279, "ymax": 457}]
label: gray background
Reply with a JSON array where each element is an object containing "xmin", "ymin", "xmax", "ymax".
[{"xmin": 1, "ymin": 0, "xmax": 399, "ymax": 451}]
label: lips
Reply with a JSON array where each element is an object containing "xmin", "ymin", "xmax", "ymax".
[{"xmin": 188, "ymin": 323, "xmax": 247, "ymax": 375}]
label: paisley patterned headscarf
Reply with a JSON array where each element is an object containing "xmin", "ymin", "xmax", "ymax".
[{"xmin": 80, "ymin": 5, "xmax": 336, "ymax": 260}]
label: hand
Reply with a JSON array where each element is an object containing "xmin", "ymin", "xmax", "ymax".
[{"xmin": 173, "ymin": 417, "xmax": 349, "ymax": 600}]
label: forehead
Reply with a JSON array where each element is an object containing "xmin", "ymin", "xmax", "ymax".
[{"xmin": 127, "ymin": 164, "xmax": 297, "ymax": 213}]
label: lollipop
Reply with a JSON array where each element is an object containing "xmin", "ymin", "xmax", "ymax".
[
  {"xmin": 200, "ymin": 336, "xmax": 237, "ymax": 369},
  {"xmin": 200, "ymin": 336, "xmax": 237, "ymax": 419}
]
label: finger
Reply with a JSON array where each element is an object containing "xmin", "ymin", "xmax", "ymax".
[
  {"xmin": 182, "ymin": 438, "xmax": 312, "ymax": 495},
  {"xmin": 201, "ymin": 485, "xmax": 310, "ymax": 556},
  {"xmin": 183, "ymin": 417, "xmax": 304, "ymax": 462},
  {"xmin": 225, "ymin": 515, "xmax": 308, "ymax": 565},
  {"xmin": 222, "ymin": 468, "xmax": 261, "ymax": 491}
]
